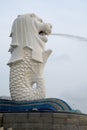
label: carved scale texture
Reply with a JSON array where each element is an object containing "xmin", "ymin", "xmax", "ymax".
[{"xmin": 9, "ymin": 48, "xmax": 46, "ymax": 101}]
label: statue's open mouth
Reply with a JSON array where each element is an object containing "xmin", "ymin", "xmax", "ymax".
[
  {"xmin": 39, "ymin": 31, "xmax": 48, "ymax": 35},
  {"xmin": 39, "ymin": 31, "xmax": 49, "ymax": 42}
]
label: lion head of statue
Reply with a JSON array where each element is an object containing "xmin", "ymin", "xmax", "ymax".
[
  {"xmin": 8, "ymin": 13, "xmax": 52, "ymax": 64},
  {"xmin": 29, "ymin": 13, "xmax": 52, "ymax": 43}
]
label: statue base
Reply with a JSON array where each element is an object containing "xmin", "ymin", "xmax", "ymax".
[
  {"xmin": 0, "ymin": 98, "xmax": 87, "ymax": 130},
  {"xmin": 0, "ymin": 112, "xmax": 87, "ymax": 130}
]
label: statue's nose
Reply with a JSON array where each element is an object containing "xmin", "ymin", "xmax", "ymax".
[
  {"xmin": 48, "ymin": 24, "xmax": 52, "ymax": 33},
  {"xmin": 46, "ymin": 23, "xmax": 52, "ymax": 28},
  {"xmin": 47, "ymin": 23, "xmax": 52, "ymax": 29},
  {"xmin": 49, "ymin": 24, "xmax": 52, "ymax": 29}
]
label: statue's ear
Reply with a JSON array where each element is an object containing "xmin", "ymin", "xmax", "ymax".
[{"xmin": 17, "ymin": 15, "xmax": 21, "ymax": 17}]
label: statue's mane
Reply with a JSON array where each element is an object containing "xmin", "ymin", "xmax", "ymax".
[{"xmin": 8, "ymin": 14, "xmax": 46, "ymax": 64}]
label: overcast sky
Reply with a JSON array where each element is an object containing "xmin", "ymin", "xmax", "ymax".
[{"xmin": 0, "ymin": 0, "xmax": 87, "ymax": 114}]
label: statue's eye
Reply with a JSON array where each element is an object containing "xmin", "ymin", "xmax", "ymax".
[{"xmin": 30, "ymin": 13, "xmax": 36, "ymax": 17}]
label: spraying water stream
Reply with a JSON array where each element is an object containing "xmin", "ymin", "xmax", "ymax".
[{"xmin": 51, "ymin": 33, "xmax": 87, "ymax": 42}]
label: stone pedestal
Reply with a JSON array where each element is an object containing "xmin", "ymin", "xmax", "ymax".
[
  {"xmin": 1, "ymin": 112, "xmax": 87, "ymax": 130},
  {"xmin": 0, "ymin": 114, "xmax": 3, "ymax": 127},
  {"xmin": 0, "ymin": 98, "xmax": 87, "ymax": 130}
]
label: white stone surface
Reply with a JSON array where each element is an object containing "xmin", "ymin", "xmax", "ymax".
[{"xmin": 8, "ymin": 13, "xmax": 52, "ymax": 101}]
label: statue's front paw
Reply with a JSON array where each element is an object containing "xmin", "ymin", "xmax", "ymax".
[{"xmin": 43, "ymin": 49, "xmax": 52, "ymax": 63}]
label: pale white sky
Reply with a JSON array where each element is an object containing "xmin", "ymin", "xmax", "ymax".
[{"xmin": 0, "ymin": 0, "xmax": 87, "ymax": 114}]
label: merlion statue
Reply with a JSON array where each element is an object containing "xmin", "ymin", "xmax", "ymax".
[{"xmin": 7, "ymin": 13, "xmax": 52, "ymax": 101}]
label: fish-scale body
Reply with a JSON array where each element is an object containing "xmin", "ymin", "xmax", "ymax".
[{"xmin": 9, "ymin": 48, "xmax": 46, "ymax": 101}]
